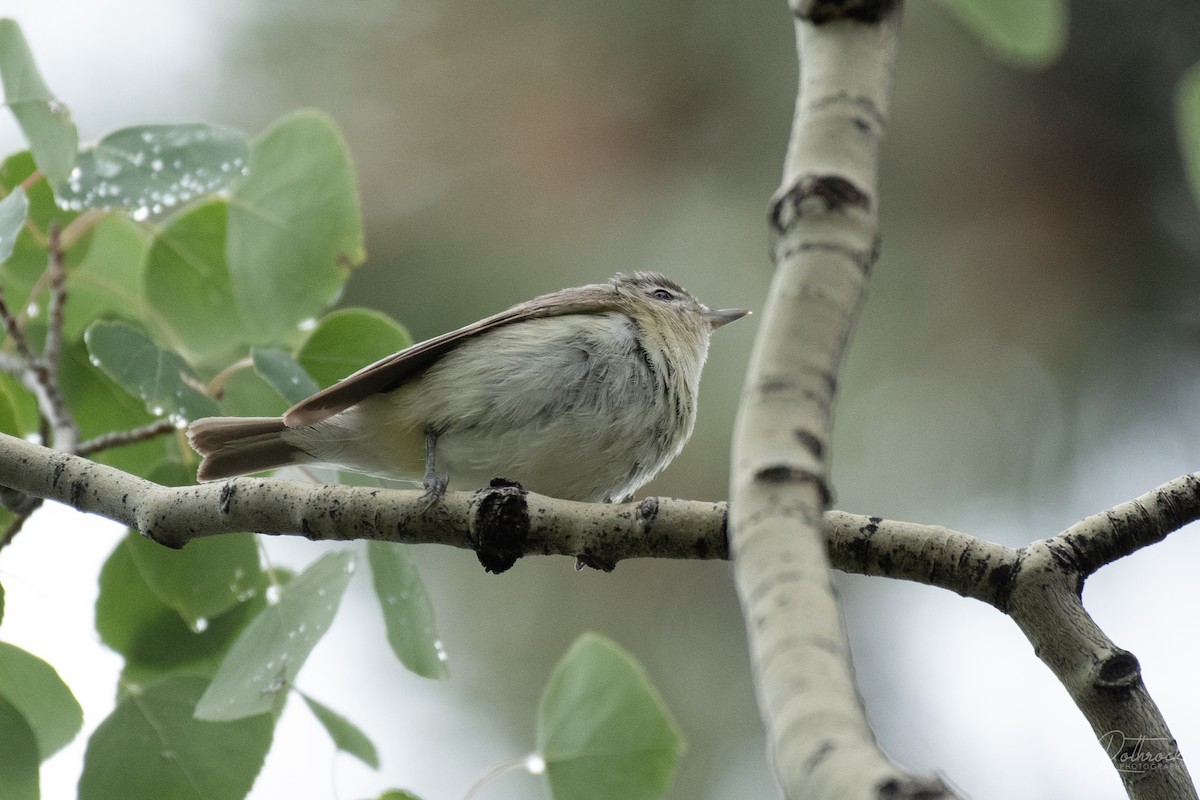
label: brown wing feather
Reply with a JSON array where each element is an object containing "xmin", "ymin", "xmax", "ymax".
[{"xmin": 283, "ymin": 283, "xmax": 622, "ymax": 427}]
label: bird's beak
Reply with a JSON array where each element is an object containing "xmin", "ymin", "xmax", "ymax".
[{"xmin": 705, "ymin": 307, "xmax": 750, "ymax": 330}]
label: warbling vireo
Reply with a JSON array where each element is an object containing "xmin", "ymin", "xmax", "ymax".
[{"xmin": 188, "ymin": 272, "xmax": 747, "ymax": 502}]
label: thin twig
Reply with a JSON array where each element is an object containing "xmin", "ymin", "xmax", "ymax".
[
  {"xmin": 27, "ymin": 365, "xmax": 76, "ymax": 450},
  {"xmin": 0, "ymin": 352, "xmax": 27, "ymax": 376},
  {"xmin": 462, "ymin": 757, "xmax": 532, "ymax": 800},
  {"xmin": 206, "ymin": 356, "xmax": 254, "ymax": 400},
  {"xmin": 58, "ymin": 209, "xmax": 108, "ymax": 251},
  {"xmin": 1056, "ymin": 472, "xmax": 1200, "ymax": 578},
  {"xmin": 0, "ymin": 286, "xmax": 41, "ymax": 365},
  {"xmin": 42, "ymin": 221, "xmax": 67, "ymax": 370},
  {"xmin": 0, "ymin": 218, "xmax": 85, "ymax": 550},
  {"xmin": 76, "ymin": 419, "xmax": 178, "ymax": 457},
  {"xmin": 18, "ymin": 170, "xmax": 43, "ymax": 194},
  {"xmin": 0, "ymin": 498, "xmax": 42, "ymax": 551},
  {"xmin": 0, "ymin": 285, "xmax": 79, "ymax": 451}
]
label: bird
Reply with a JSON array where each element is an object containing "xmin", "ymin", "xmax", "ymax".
[{"xmin": 187, "ymin": 272, "xmax": 748, "ymax": 503}]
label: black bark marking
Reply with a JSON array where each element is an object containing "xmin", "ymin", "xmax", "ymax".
[
  {"xmin": 219, "ymin": 482, "xmax": 236, "ymax": 515},
  {"xmin": 754, "ymin": 465, "xmax": 832, "ymax": 507},
  {"xmin": 770, "ymin": 175, "xmax": 870, "ymax": 234},
  {"xmin": 472, "ymin": 478, "xmax": 530, "ymax": 574}
]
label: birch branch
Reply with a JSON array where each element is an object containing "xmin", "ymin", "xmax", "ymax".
[
  {"xmin": 0, "ymin": 427, "xmax": 1194, "ymax": 796},
  {"xmin": 726, "ymin": 2, "xmax": 953, "ymax": 798},
  {"xmin": 0, "ymin": 226, "xmax": 78, "ymax": 452},
  {"xmin": 0, "ymin": 432, "xmax": 727, "ymax": 571},
  {"xmin": 831, "ymin": 488, "xmax": 1198, "ymax": 800}
]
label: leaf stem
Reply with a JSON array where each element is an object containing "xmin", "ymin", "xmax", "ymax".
[
  {"xmin": 462, "ymin": 756, "xmax": 533, "ymax": 800},
  {"xmin": 76, "ymin": 419, "xmax": 178, "ymax": 457},
  {"xmin": 206, "ymin": 357, "xmax": 254, "ymax": 400}
]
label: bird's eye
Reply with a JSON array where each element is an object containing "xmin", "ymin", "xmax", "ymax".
[{"xmin": 650, "ymin": 288, "xmax": 675, "ymax": 302}]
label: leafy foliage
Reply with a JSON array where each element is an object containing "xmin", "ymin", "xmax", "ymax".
[
  {"xmin": 227, "ymin": 110, "xmax": 365, "ymax": 344},
  {"xmin": 78, "ymin": 675, "xmax": 274, "ymax": 800},
  {"xmin": 937, "ymin": 0, "xmax": 1068, "ymax": 68},
  {"xmin": 123, "ymin": 529, "xmax": 266, "ymax": 631},
  {"xmin": 95, "ymin": 532, "xmax": 285, "ymax": 690},
  {"xmin": 0, "ymin": 20, "xmax": 77, "ymax": 186},
  {"xmin": 367, "ymin": 541, "xmax": 449, "ymax": 680},
  {"xmin": 536, "ymin": 634, "xmax": 685, "ymax": 800},
  {"xmin": 0, "ymin": 17, "xmax": 686, "ymax": 800},
  {"xmin": 85, "ymin": 320, "xmax": 222, "ymax": 422},
  {"xmin": 0, "ymin": 186, "xmax": 26, "ymax": 262},
  {"xmin": 0, "ymin": 695, "xmax": 38, "ymax": 800},
  {"xmin": 195, "ymin": 551, "xmax": 356, "ymax": 721},
  {"xmin": 301, "ymin": 691, "xmax": 381, "ymax": 769},
  {"xmin": 252, "ymin": 347, "xmax": 321, "ymax": 405},
  {"xmin": 0, "ymin": 642, "xmax": 83, "ymax": 759},
  {"xmin": 57, "ymin": 124, "xmax": 248, "ymax": 216},
  {"xmin": 1177, "ymin": 61, "xmax": 1200, "ymax": 209},
  {"xmin": 297, "ymin": 307, "xmax": 412, "ymax": 388}
]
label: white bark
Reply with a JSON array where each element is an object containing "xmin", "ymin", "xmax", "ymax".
[
  {"xmin": 0, "ymin": 431, "xmax": 727, "ymax": 569},
  {"xmin": 0, "ymin": 430, "xmax": 1195, "ymax": 796},
  {"xmin": 727, "ymin": 2, "xmax": 953, "ymax": 798}
]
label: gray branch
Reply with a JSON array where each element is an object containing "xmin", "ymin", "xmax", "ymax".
[
  {"xmin": 0, "ymin": 432, "xmax": 1194, "ymax": 797},
  {"xmin": 0, "ymin": 432, "xmax": 727, "ymax": 569},
  {"xmin": 726, "ymin": 2, "xmax": 944, "ymax": 798}
]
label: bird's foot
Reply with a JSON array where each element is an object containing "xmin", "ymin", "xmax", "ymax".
[{"xmin": 421, "ymin": 471, "xmax": 448, "ymax": 510}]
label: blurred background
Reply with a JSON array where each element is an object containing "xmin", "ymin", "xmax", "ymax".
[{"xmin": 2, "ymin": 1, "xmax": 1200, "ymax": 798}]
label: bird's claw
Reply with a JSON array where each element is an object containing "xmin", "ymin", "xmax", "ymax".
[{"xmin": 421, "ymin": 472, "xmax": 448, "ymax": 510}]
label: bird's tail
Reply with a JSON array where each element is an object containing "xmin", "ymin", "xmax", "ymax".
[{"xmin": 187, "ymin": 417, "xmax": 305, "ymax": 481}]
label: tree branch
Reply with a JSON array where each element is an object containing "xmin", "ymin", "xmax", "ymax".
[
  {"xmin": 0, "ymin": 432, "xmax": 728, "ymax": 567},
  {"xmin": 827, "ymin": 502, "xmax": 1198, "ymax": 799},
  {"xmin": 0, "ymin": 230, "xmax": 79, "ymax": 452},
  {"xmin": 0, "ymin": 430, "xmax": 1194, "ymax": 796},
  {"xmin": 727, "ymin": 3, "xmax": 948, "ymax": 799},
  {"xmin": 42, "ymin": 221, "xmax": 67, "ymax": 372},
  {"xmin": 75, "ymin": 419, "xmax": 179, "ymax": 457}
]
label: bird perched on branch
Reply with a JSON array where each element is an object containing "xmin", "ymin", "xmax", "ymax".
[{"xmin": 188, "ymin": 272, "xmax": 747, "ymax": 503}]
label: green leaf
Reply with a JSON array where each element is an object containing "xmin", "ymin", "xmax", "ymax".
[
  {"xmin": 0, "ymin": 695, "xmax": 38, "ymax": 800},
  {"xmin": 57, "ymin": 123, "xmax": 248, "ymax": 215},
  {"xmin": 0, "ymin": 642, "xmax": 84, "ymax": 760},
  {"xmin": 0, "ymin": 382, "xmax": 19, "ymax": 438},
  {"xmin": 211, "ymin": 358, "xmax": 290, "ymax": 417},
  {"xmin": 96, "ymin": 532, "xmax": 283, "ymax": 689},
  {"xmin": 363, "ymin": 791, "xmax": 425, "ymax": 800},
  {"xmin": 64, "ymin": 213, "xmax": 150, "ymax": 340},
  {"xmin": 0, "ymin": 186, "xmax": 27, "ymax": 262},
  {"xmin": 125, "ymin": 532, "xmax": 266, "ymax": 631},
  {"xmin": 0, "ymin": 580, "xmax": 4, "ymax": 624},
  {"xmin": 142, "ymin": 199, "xmax": 251, "ymax": 365},
  {"xmin": 937, "ymin": 0, "xmax": 1067, "ymax": 68},
  {"xmin": 0, "ymin": 150, "xmax": 74, "ymax": 230},
  {"xmin": 0, "ymin": 153, "xmax": 74, "ymax": 317},
  {"xmin": 78, "ymin": 674, "xmax": 274, "ymax": 800},
  {"xmin": 367, "ymin": 541, "xmax": 447, "ymax": 680},
  {"xmin": 300, "ymin": 691, "xmax": 380, "ymax": 769},
  {"xmin": 253, "ymin": 347, "xmax": 320, "ymax": 405},
  {"xmin": 97, "ymin": 534, "xmax": 200, "ymax": 662},
  {"xmin": 0, "ymin": 20, "xmax": 78, "ymax": 187},
  {"xmin": 84, "ymin": 319, "xmax": 220, "ymax": 422},
  {"xmin": 195, "ymin": 550, "xmax": 356, "ymax": 721},
  {"xmin": 60, "ymin": 339, "xmax": 173, "ymax": 476},
  {"xmin": 228, "ymin": 110, "xmax": 364, "ymax": 344},
  {"xmin": 121, "ymin": 462, "xmax": 268, "ymax": 631},
  {"xmin": 0, "ymin": 374, "xmax": 35, "ymax": 436},
  {"xmin": 536, "ymin": 634, "xmax": 685, "ymax": 800},
  {"xmin": 1178, "ymin": 62, "xmax": 1200, "ymax": 210},
  {"xmin": 297, "ymin": 308, "xmax": 412, "ymax": 388}
]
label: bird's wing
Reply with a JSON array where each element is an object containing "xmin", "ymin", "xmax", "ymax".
[{"xmin": 283, "ymin": 283, "xmax": 619, "ymax": 427}]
